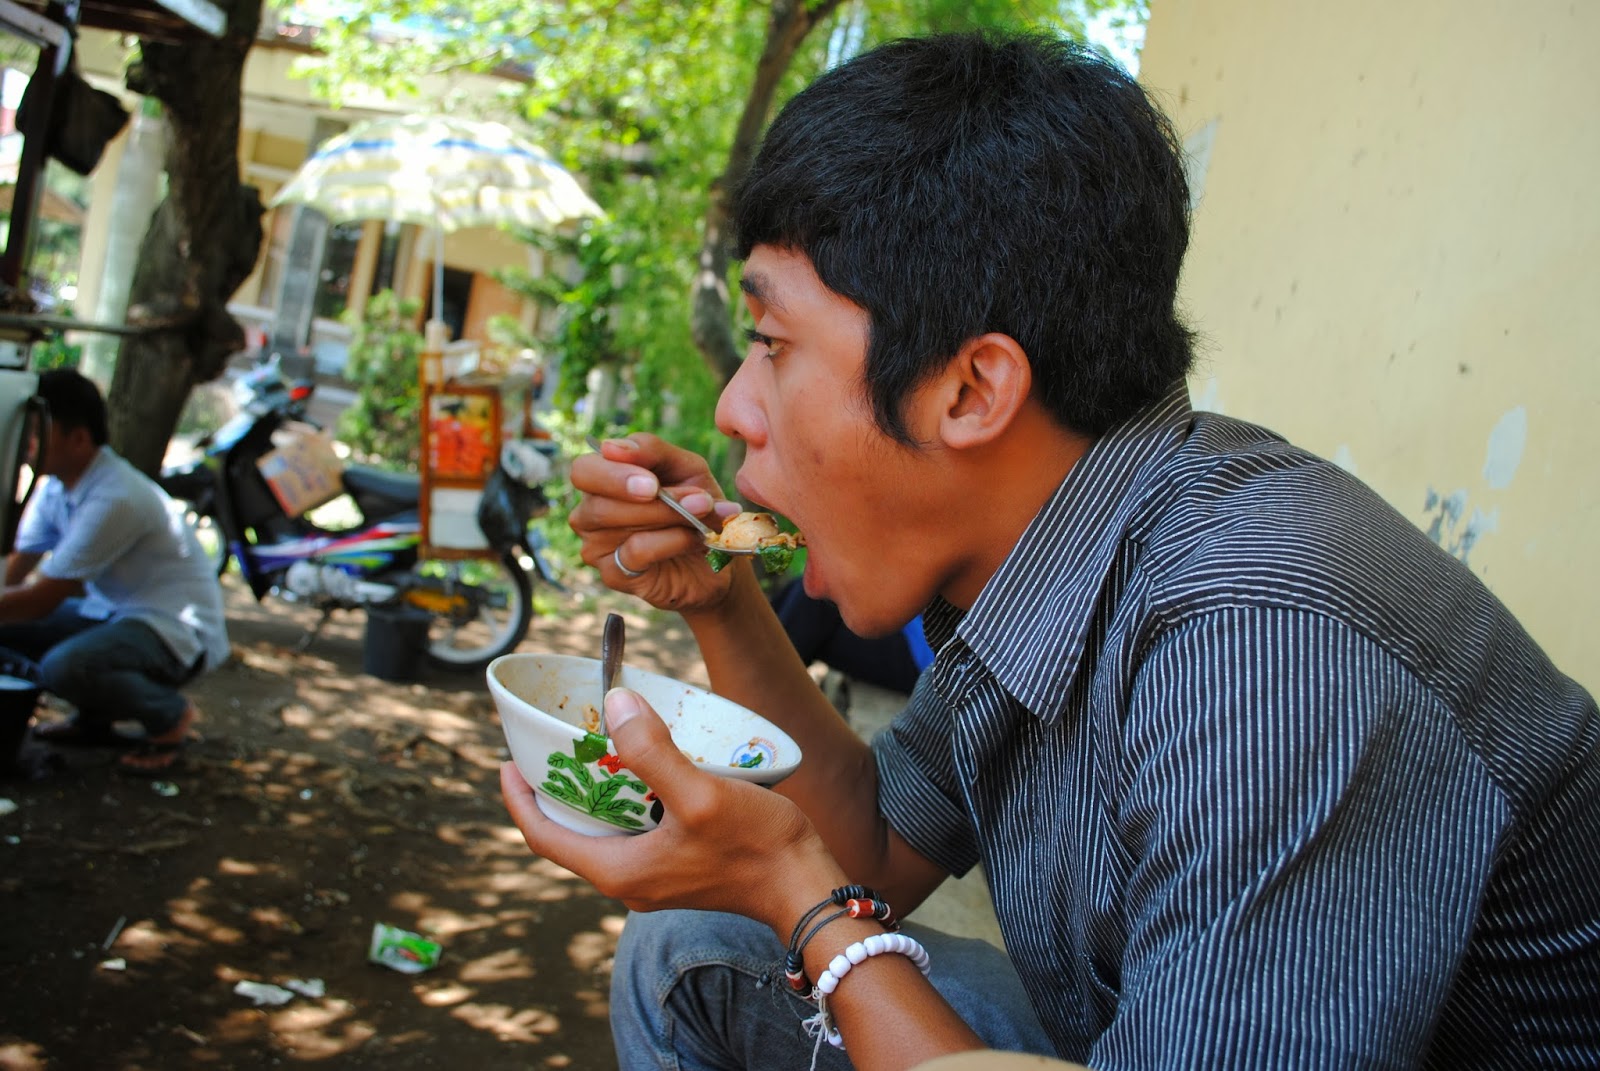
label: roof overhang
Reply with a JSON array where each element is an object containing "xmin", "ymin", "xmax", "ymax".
[
  {"xmin": 2, "ymin": 0, "xmax": 227, "ymax": 47},
  {"xmin": 78, "ymin": 0, "xmax": 227, "ymax": 40}
]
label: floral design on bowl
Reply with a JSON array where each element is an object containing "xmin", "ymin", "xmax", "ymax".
[
  {"xmin": 540, "ymin": 731, "xmax": 651, "ymax": 831},
  {"xmin": 488, "ymin": 652, "xmax": 802, "ymax": 837}
]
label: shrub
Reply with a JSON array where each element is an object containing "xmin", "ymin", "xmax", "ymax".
[{"xmin": 339, "ymin": 290, "xmax": 422, "ymax": 471}]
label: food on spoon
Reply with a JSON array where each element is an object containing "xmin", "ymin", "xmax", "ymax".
[
  {"xmin": 755, "ymin": 543, "xmax": 796, "ymax": 575},
  {"xmin": 716, "ymin": 511, "xmax": 783, "ymax": 548},
  {"xmin": 704, "ymin": 511, "xmax": 805, "ymax": 574}
]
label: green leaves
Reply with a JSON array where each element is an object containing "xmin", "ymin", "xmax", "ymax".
[
  {"xmin": 704, "ymin": 544, "xmax": 792, "ymax": 575},
  {"xmin": 541, "ymin": 741, "xmax": 650, "ymax": 830},
  {"xmin": 572, "ymin": 731, "xmax": 608, "ymax": 763},
  {"xmin": 757, "ymin": 544, "xmax": 794, "ymax": 576},
  {"xmin": 337, "ymin": 290, "xmax": 424, "ymax": 472}
]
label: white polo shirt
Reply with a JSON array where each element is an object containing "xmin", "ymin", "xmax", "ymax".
[{"xmin": 15, "ymin": 447, "xmax": 229, "ymax": 673}]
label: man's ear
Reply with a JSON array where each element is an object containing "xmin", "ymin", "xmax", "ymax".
[{"xmin": 935, "ymin": 333, "xmax": 1032, "ymax": 450}]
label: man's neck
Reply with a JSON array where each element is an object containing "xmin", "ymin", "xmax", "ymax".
[{"xmin": 938, "ymin": 412, "xmax": 1093, "ymax": 611}]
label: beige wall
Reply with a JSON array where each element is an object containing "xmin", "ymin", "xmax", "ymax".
[{"xmin": 1139, "ymin": 1, "xmax": 1599, "ymax": 696}]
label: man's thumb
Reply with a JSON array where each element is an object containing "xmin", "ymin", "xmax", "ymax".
[
  {"xmin": 603, "ymin": 686, "xmax": 647, "ymax": 731},
  {"xmin": 603, "ymin": 687, "xmax": 685, "ymax": 782}
]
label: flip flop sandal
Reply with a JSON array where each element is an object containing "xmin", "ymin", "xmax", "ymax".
[
  {"xmin": 115, "ymin": 738, "xmax": 189, "ymax": 776},
  {"xmin": 33, "ymin": 719, "xmax": 138, "ymax": 749}
]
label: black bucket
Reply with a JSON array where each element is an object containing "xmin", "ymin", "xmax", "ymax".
[
  {"xmin": 363, "ymin": 605, "xmax": 432, "ymax": 682},
  {"xmin": 0, "ymin": 669, "xmax": 42, "ymax": 773}
]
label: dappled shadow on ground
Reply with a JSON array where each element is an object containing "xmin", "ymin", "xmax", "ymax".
[{"xmin": 0, "ymin": 573, "xmax": 704, "ymax": 1070}]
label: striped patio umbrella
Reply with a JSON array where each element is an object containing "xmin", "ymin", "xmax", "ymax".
[{"xmin": 270, "ymin": 114, "xmax": 602, "ymax": 332}]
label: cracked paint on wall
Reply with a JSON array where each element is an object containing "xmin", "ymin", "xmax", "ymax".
[
  {"xmin": 1423, "ymin": 488, "xmax": 1499, "ymax": 565},
  {"xmin": 1483, "ymin": 406, "xmax": 1527, "ymax": 490},
  {"xmin": 1332, "ymin": 444, "xmax": 1359, "ymax": 477},
  {"xmin": 1421, "ymin": 406, "xmax": 1524, "ymax": 567}
]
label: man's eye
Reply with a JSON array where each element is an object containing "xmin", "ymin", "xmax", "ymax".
[{"xmin": 743, "ymin": 328, "xmax": 783, "ymax": 359}]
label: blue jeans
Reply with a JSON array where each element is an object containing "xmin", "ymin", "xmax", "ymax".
[
  {"xmin": 611, "ymin": 909, "xmax": 1054, "ymax": 1070},
  {"xmin": 0, "ymin": 600, "xmax": 196, "ymax": 736}
]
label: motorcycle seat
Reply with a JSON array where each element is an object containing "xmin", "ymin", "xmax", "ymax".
[{"xmin": 342, "ymin": 464, "xmax": 421, "ymax": 508}]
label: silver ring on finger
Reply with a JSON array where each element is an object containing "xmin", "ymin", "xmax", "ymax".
[{"xmin": 612, "ymin": 545, "xmax": 648, "ymax": 578}]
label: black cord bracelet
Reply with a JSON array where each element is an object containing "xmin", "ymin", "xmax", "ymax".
[{"xmin": 782, "ymin": 884, "xmax": 890, "ymax": 998}]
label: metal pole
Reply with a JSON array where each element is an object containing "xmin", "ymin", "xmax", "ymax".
[{"xmin": 0, "ymin": 0, "xmax": 78, "ymax": 293}]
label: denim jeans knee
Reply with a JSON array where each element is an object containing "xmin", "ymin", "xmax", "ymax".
[
  {"xmin": 38, "ymin": 642, "xmax": 93, "ymax": 708},
  {"xmin": 35, "ymin": 619, "xmax": 189, "ymax": 733},
  {"xmin": 608, "ymin": 909, "xmax": 1054, "ymax": 1070},
  {"xmin": 611, "ymin": 909, "xmax": 846, "ymax": 1071}
]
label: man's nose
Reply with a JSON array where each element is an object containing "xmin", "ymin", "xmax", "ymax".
[{"xmin": 714, "ymin": 357, "xmax": 763, "ymax": 446}]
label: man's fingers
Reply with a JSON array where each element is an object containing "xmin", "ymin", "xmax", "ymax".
[
  {"xmin": 601, "ymin": 527, "xmax": 711, "ymax": 573},
  {"xmin": 501, "ymin": 762, "xmax": 611, "ymax": 865},
  {"xmin": 586, "ymin": 434, "xmax": 727, "ymax": 500},
  {"xmin": 575, "ymin": 433, "xmax": 734, "ymax": 533},
  {"xmin": 570, "ymin": 449, "xmax": 658, "ymax": 502},
  {"xmin": 501, "ymin": 760, "xmax": 564, "ymax": 846}
]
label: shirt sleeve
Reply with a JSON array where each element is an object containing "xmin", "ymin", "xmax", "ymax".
[
  {"xmin": 13, "ymin": 486, "xmax": 60, "ymax": 556},
  {"xmin": 873, "ymin": 664, "xmax": 982, "ymax": 877},
  {"xmin": 36, "ymin": 487, "xmax": 148, "ymax": 582},
  {"xmin": 1091, "ymin": 605, "xmax": 1509, "ymax": 1070}
]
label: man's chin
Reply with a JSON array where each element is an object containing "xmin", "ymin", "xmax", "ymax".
[
  {"xmin": 836, "ymin": 603, "xmax": 911, "ymax": 642},
  {"xmin": 813, "ymin": 560, "xmax": 911, "ymax": 639}
]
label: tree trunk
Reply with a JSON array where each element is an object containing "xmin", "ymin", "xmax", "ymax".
[
  {"xmin": 107, "ymin": 0, "xmax": 265, "ymax": 475},
  {"xmin": 688, "ymin": 0, "xmax": 846, "ymax": 389}
]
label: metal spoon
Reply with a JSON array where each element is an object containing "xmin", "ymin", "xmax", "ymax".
[
  {"xmin": 583, "ymin": 435, "xmax": 760, "ymax": 555},
  {"xmin": 599, "ymin": 611, "xmax": 625, "ymax": 737}
]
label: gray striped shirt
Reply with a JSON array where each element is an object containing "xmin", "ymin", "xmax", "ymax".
[{"xmin": 875, "ymin": 385, "xmax": 1600, "ymax": 1068}]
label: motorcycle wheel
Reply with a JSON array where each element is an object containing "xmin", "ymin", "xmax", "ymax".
[{"xmin": 413, "ymin": 553, "xmax": 533, "ymax": 672}]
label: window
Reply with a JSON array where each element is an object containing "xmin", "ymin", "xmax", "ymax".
[
  {"xmin": 368, "ymin": 220, "xmax": 405, "ymax": 298},
  {"xmin": 313, "ymin": 220, "xmax": 363, "ymax": 320}
]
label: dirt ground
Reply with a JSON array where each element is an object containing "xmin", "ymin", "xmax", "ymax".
[{"xmin": 0, "ymin": 572, "xmax": 712, "ymax": 1071}]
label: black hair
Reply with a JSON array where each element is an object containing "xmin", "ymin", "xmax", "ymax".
[
  {"xmin": 734, "ymin": 31, "xmax": 1194, "ymax": 441},
  {"xmin": 37, "ymin": 368, "xmax": 109, "ymax": 446}
]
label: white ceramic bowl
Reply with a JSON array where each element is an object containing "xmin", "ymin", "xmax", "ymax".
[{"xmin": 487, "ymin": 652, "xmax": 802, "ymax": 837}]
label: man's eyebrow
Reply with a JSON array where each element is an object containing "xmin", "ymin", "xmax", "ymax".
[{"xmin": 738, "ymin": 271, "xmax": 786, "ymax": 312}]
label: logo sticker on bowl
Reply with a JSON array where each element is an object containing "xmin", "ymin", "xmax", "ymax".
[{"xmin": 731, "ymin": 737, "xmax": 777, "ymax": 769}]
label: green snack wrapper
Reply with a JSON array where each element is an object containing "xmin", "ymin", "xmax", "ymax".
[{"xmin": 368, "ymin": 922, "xmax": 442, "ymax": 974}]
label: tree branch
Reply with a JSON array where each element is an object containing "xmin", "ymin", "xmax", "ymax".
[{"xmin": 688, "ymin": 0, "xmax": 846, "ymax": 385}]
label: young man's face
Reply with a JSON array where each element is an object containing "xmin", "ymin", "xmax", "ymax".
[
  {"xmin": 717, "ymin": 245, "xmax": 948, "ymax": 637},
  {"xmin": 28, "ymin": 418, "xmax": 81, "ymax": 478}
]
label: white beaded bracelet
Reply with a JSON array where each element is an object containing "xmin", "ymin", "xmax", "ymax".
[
  {"xmin": 816, "ymin": 932, "xmax": 931, "ymax": 995},
  {"xmin": 802, "ymin": 932, "xmax": 932, "ymax": 1051}
]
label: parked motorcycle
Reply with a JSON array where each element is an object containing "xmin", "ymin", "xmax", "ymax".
[
  {"xmin": 231, "ymin": 351, "xmax": 317, "ymax": 423},
  {"xmin": 162, "ymin": 351, "xmax": 318, "ymax": 576},
  {"xmin": 159, "ymin": 400, "xmax": 560, "ymax": 672}
]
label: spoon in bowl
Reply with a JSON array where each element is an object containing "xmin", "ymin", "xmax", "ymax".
[{"xmin": 599, "ymin": 612, "xmax": 625, "ymax": 737}]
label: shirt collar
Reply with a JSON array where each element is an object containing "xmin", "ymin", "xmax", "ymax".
[
  {"xmin": 62, "ymin": 446, "xmax": 112, "ymax": 505},
  {"xmin": 929, "ymin": 383, "xmax": 1195, "ymax": 724}
]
